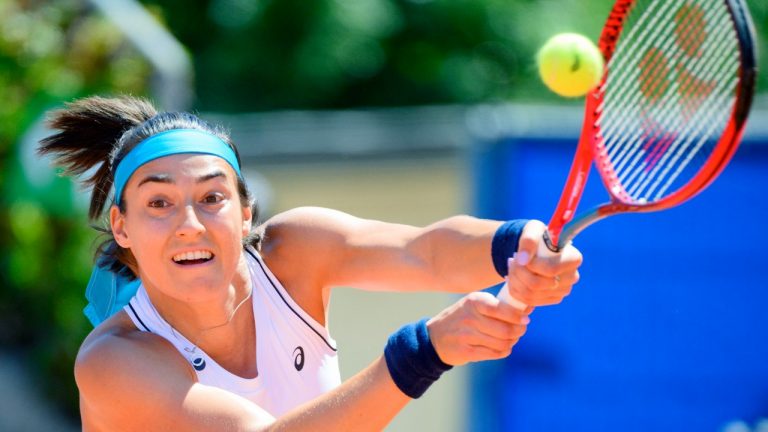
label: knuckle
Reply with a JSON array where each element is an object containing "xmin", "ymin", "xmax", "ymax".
[
  {"xmin": 466, "ymin": 291, "xmax": 483, "ymax": 301},
  {"xmin": 501, "ymin": 339, "xmax": 516, "ymax": 352},
  {"xmin": 527, "ymin": 219, "xmax": 546, "ymax": 232},
  {"xmin": 463, "ymin": 346, "xmax": 478, "ymax": 358},
  {"xmin": 574, "ymin": 248, "xmax": 584, "ymax": 264},
  {"xmin": 506, "ymin": 326, "xmax": 521, "ymax": 340},
  {"xmin": 466, "ymin": 291, "xmax": 488, "ymax": 307},
  {"xmin": 517, "ymin": 325, "xmax": 528, "ymax": 338}
]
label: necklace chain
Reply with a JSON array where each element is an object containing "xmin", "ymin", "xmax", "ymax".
[{"xmin": 173, "ymin": 287, "xmax": 254, "ymax": 356}]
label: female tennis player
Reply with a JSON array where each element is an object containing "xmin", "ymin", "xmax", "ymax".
[{"xmin": 39, "ymin": 96, "xmax": 582, "ymax": 431}]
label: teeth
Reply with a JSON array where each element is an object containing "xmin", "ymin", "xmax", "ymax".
[{"xmin": 173, "ymin": 250, "xmax": 213, "ymax": 262}]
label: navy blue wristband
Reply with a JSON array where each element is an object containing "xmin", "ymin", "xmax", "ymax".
[
  {"xmin": 491, "ymin": 219, "xmax": 530, "ymax": 277},
  {"xmin": 384, "ymin": 318, "xmax": 453, "ymax": 399}
]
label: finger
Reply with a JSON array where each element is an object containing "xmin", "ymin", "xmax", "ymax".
[
  {"xmin": 514, "ymin": 220, "xmax": 548, "ymax": 266},
  {"xmin": 556, "ymin": 244, "xmax": 584, "ymax": 272},
  {"xmin": 463, "ymin": 321, "xmax": 528, "ymax": 353},
  {"xmin": 526, "ymin": 243, "xmax": 584, "ymax": 277},
  {"xmin": 459, "ymin": 326, "xmax": 527, "ymax": 353},
  {"xmin": 510, "ymin": 261, "xmax": 561, "ymax": 290},
  {"xmin": 469, "ymin": 292, "xmax": 531, "ymax": 325},
  {"xmin": 507, "ymin": 260, "xmax": 560, "ymax": 297},
  {"xmin": 507, "ymin": 267, "xmax": 575, "ymax": 306},
  {"xmin": 554, "ymin": 269, "xmax": 580, "ymax": 288},
  {"xmin": 534, "ymin": 290, "xmax": 574, "ymax": 306},
  {"xmin": 470, "ymin": 315, "xmax": 530, "ymax": 342}
]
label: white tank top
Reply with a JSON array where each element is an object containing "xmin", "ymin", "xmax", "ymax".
[{"xmin": 123, "ymin": 246, "xmax": 341, "ymax": 417}]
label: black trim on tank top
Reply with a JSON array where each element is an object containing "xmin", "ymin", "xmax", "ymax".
[
  {"xmin": 127, "ymin": 303, "xmax": 151, "ymax": 333},
  {"xmin": 245, "ymin": 248, "xmax": 338, "ymax": 352}
]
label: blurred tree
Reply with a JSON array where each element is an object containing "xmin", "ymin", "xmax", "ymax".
[
  {"xmin": 1, "ymin": 0, "xmax": 766, "ymax": 422},
  {"xmin": 0, "ymin": 0, "xmax": 150, "ymax": 418},
  {"xmin": 144, "ymin": 0, "xmax": 767, "ymax": 112}
]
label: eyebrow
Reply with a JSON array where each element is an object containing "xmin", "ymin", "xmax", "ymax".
[{"xmin": 136, "ymin": 170, "xmax": 228, "ymax": 188}]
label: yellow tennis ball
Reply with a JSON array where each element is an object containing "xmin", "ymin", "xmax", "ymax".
[{"xmin": 537, "ymin": 33, "xmax": 604, "ymax": 98}]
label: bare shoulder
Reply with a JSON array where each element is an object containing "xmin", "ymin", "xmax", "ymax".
[
  {"xmin": 76, "ymin": 313, "xmax": 275, "ymax": 431},
  {"xmin": 261, "ymin": 207, "xmax": 365, "ymax": 245},
  {"xmin": 75, "ymin": 312, "xmax": 195, "ymax": 429},
  {"xmin": 77, "ymin": 312, "xmax": 193, "ymax": 383},
  {"xmin": 258, "ymin": 207, "xmax": 359, "ymax": 273},
  {"xmin": 259, "ymin": 206, "xmax": 397, "ymax": 258},
  {"xmin": 257, "ymin": 208, "xmax": 370, "ymax": 319}
]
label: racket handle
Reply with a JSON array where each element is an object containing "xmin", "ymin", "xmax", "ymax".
[
  {"xmin": 496, "ymin": 231, "xmax": 561, "ymax": 310},
  {"xmin": 496, "ymin": 281, "xmax": 528, "ymax": 310}
]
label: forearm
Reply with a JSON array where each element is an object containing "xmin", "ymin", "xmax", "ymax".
[
  {"xmin": 413, "ymin": 215, "xmax": 504, "ymax": 293},
  {"xmin": 267, "ymin": 207, "xmax": 510, "ymax": 294},
  {"xmin": 267, "ymin": 356, "xmax": 409, "ymax": 431}
]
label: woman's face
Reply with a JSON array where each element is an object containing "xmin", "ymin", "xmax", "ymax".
[{"xmin": 110, "ymin": 154, "xmax": 252, "ymax": 303}]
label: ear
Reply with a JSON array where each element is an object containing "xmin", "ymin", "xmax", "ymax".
[
  {"xmin": 242, "ymin": 205, "xmax": 253, "ymax": 237},
  {"xmin": 110, "ymin": 205, "xmax": 132, "ymax": 248}
]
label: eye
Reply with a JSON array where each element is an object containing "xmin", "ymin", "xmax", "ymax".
[
  {"xmin": 203, "ymin": 193, "xmax": 225, "ymax": 204},
  {"xmin": 148, "ymin": 199, "xmax": 169, "ymax": 208}
]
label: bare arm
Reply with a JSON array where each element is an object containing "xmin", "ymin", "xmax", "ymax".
[
  {"xmin": 76, "ymin": 330, "xmax": 275, "ymax": 432},
  {"xmin": 77, "ymin": 293, "xmax": 532, "ymax": 431},
  {"xmin": 262, "ymin": 207, "xmax": 505, "ymax": 294},
  {"xmin": 261, "ymin": 207, "xmax": 582, "ymax": 311},
  {"xmin": 271, "ymin": 356, "xmax": 408, "ymax": 431}
]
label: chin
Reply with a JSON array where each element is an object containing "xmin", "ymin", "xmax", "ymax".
[{"xmin": 177, "ymin": 277, "xmax": 233, "ymax": 302}]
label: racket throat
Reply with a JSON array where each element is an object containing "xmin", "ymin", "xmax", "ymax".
[
  {"xmin": 542, "ymin": 230, "xmax": 560, "ymax": 253},
  {"xmin": 548, "ymin": 110, "xmax": 598, "ymax": 248}
]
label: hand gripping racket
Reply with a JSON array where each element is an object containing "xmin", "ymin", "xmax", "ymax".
[{"xmin": 498, "ymin": 0, "xmax": 758, "ymax": 308}]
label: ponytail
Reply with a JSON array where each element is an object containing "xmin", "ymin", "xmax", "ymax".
[{"xmin": 38, "ymin": 96, "xmax": 158, "ymax": 220}]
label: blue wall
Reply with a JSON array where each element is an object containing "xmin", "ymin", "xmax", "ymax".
[{"xmin": 468, "ymin": 105, "xmax": 768, "ymax": 432}]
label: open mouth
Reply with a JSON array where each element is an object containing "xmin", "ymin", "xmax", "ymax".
[{"xmin": 172, "ymin": 250, "xmax": 214, "ymax": 266}]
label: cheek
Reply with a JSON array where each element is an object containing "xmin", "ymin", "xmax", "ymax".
[
  {"xmin": 221, "ymin": 210, "xmax": 248, "ymax": 251},
  {"xmin": 124, "ymin": 217, "xmax": 171, "ymax": 256}
]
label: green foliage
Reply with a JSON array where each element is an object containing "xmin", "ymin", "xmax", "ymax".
[
  {"xmin": 145, "ymin": 0, "xmax": 767, "ymax": 111},
  {"xmin": 0, "ymin": 0, "xmax": 150, "ymax": 417},
  {"xmin": 2, "ymin": 0, "xmax": 767, "ymax": 422}
]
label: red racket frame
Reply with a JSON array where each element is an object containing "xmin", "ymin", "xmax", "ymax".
[{"xmin": 545, "ymin": 0, "xmax": 757, "ymax": 250}]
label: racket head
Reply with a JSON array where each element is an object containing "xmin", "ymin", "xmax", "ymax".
[{"xmin": 553, "ymin": 0, "xmax": 758, "ymax": 247}]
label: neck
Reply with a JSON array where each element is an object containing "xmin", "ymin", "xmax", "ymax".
[{"xmin": 144, "ymin": 254, "xmax": 254, "ymax": 352}]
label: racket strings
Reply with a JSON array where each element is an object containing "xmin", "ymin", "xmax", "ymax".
[
  {"xmin": 631, "ymin": 62, "xmax": 737, "ymax": 199},
  {"xmin": 608, "ymin": 6, "xmax": 735, "ymax": 179},
  {"xmin": 628, "ymin": 93, "xmax": 733, "ymax": 199},
  {"xmin": 600, "ymin": 0, "xmax": 727, "ymax": 148},
  {"xmin": 606, "ymin": 0, "xmax": 736, "ymax": 195},
  {"xmin": 605, "ymin": 2, "xmax": 712, "ymax": 187},
  {"xmin": 619, "ymin": 42, "xmax": 736, "ymax": 194},
  {"xmin": 599, "ymin": 0, "xmax": 719, "ymax": 177},
  {"xmin": 598, "ymin": 0, "xmax": 690, "ymax": 126},
  {"xmin": 597, "ymin": 0, "xmax": 740, "ymax": 203},
  {"xmin": 627, "ymin": 58, "xmax": 737, "ymax": 200}
]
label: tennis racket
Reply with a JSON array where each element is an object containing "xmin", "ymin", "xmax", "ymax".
[{"xmin": 498, "ymin": 0, "xmax": 758, "ymax": 309}]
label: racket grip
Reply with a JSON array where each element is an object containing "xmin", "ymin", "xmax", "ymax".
[
  {"xmin": 496, "ymin": 281, "xmax": 528, "ymax": 310},
  {"xmin": 496, "ymin": 231, "xmax": 561, "ymax": 310}
]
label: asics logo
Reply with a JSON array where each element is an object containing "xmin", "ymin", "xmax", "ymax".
[
  {"xmin": 192, "ymin": 357, "xmax": 206, "ymax": 371},
  {"xmin": 293, "ymin": 346, "xmax": 305, "ymax": 371}
]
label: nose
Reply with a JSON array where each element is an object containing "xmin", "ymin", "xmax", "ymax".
[{"xmin": 175, "ymin": 205, "xmax": 205, "ymax": 238}]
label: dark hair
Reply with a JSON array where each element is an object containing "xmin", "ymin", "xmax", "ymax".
[{"xmin": 38, "ymin": 96, "xmax": 260, "ymax": 279}]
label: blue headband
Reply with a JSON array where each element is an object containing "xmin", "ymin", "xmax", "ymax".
[{"xmin": 113, "ymin": 129, "xmax": 242, "ymax": 205}]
